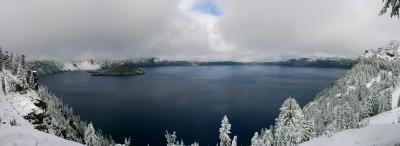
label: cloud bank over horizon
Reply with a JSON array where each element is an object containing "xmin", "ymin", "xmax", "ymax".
[{"xmin": 0, "ymin": 0, "xmax": 400, "ymax": 61}]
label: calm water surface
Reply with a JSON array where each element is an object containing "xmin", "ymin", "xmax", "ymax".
[{"xmin": 40, "ymin": 65, "xmax": 347, "ymax": 145}]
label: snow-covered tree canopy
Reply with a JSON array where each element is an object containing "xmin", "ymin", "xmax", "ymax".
[
  {"xmin": 274, "ymin": 98, "xmax": 313, "ymax": 146},
  {"xmin": 219, "ymin": 115, "xmax": 232, "ymax": 146},
  {"xmin": 380, "ymin": 0, "xmax": 400, "ymax": 17},
  {"xmin": 84, "ymin": 123, "xmax": 99, "ymax": 146}
]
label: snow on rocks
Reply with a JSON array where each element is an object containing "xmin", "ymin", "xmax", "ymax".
[
  {"xmin": 0, "ymin": 126, "xmax": 84, "ymax": 146},
  {"xmin": 364, "ymin": 40, "xmax": 400, "ymax": 61}
]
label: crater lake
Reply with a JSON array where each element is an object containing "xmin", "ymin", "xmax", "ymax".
[{"xmin": 39, "ymin": 65, "xmax": 347, "ymax": 145}]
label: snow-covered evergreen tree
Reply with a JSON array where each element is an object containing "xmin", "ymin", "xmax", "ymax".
[
  {"xmin": 251, "ymin": 132, "xmax": 261, "ymax": 146},
  {"xmin": 190, "ymin": 142, "xmax": 199, "ymax": 146},
  {"xmin": 251, "ymin": 127, "xmax": 274, "ymax": 146},
  {"xmin": 166, "ymin": 130, "xmax": 178, "ymax": 146},
  {"xmin": 219, "ymin": 115, "xmax": 232, "ymax": 146},
  {"xmin": 274, "ymin": 97, "xmax": 308, "ymax": 146},
  {"xmin": 380, "ymin": 0, "xmax": 400, "ymax": 17},
  {"xmin": 231, "ymin": 136, "xmax": 237, "ymax": 146},
  {"xmin": 84, "ymin": 123, "xmax": 99, "ymax": 146},
  {"xmin": 165, "ymin": 131, "xmax": 184, "ymax": 146},
  {"xmin": 124, "ymin": 137, "xmax": 131, "ymax": 146},
  {"xmin": 302, "ymin": 117, "xmax": 315, "ymax": 142}
]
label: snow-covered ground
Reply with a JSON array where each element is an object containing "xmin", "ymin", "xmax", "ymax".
[
  {"xmin": 0, "ymin": 71, "xmax": 39, "ymax": 129},
  {"xmin": 0, "ymin": 91, "xmax": 38, "ymax": 129},
  {"xmin": 301, "ymin": 108, "xmax": 400, "ymax": 146},
  {"xmin": 0, "ymin": 126, "xmax": 83, "ymax": 146},
  {"xmin": 0, "ymin": 70, "xmax": 84, "ymax": 146},
  {"xmin": 300, "ymin": 124, "xmax": 400, "ymax": 146},
  {"xmin": 367, "ymin": 107, "xmax": 400, "ymax": 125}
]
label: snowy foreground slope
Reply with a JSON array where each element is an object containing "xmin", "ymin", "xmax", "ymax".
[
  {"xmin": 0, "ymin": 126, "xmax": 83, "ymax": 146},
  {"xmin": 0, "ymin": 70, "xmax": 85, "ymax": 145},
  {"xmin": 0, "ymin": 51, "xmax": 128, "ymax": 145},
  {"xmin": 0, "ymin": 83, "xmax": 84, "ymax": 145},
  {"xmin": 300, "ymin": 124, "xmax": 400, "ymax": 146},
  {"xmin": 300, "ymin": 108, "xmax": 400, "ymax": 146}
]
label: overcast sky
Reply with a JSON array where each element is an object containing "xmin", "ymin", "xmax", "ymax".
[{"xmin": 0, "ymin": 0, "xmax": 400, "ymax": 61}]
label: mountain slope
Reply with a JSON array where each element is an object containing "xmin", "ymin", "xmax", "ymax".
[
  {"xmin": 249, "ymin": 41, "xmax": 400, "ymax": 146},
  {"xmin": 0, "ymin": 50, "xmax": 125, "ymax": 145},
  {"xmin": 264, "ymin": 57, "xmax": 356, "ymax": 69},
  {"xmin": 303, "ymin": 41, "xmax": 400, "ymax": 136}
]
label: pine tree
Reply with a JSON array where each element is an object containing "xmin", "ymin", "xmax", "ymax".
[
  {"xmin": 124, "ymin": 137, "xmax": 131, "ymax": 146},
  {"xmin": 251, "ymin": 132, "xmax": 261, "ymax": 146},
  {"xmin": 274, "ymin": 97, "xmax": 307, "ymax": 146},
  {"xmin": 190, "ymin": 142, "xmax": 200, "ymax": 146},
  {"xmin": 165, "ymin": 131, "xmax": 177, "ymax": 146},
  {"xmin": 219, "ymin": 115, "xmax": 232, "ymax": 146},
  {"xmin": 231, "ymin": 136, "xmax": 237, "ymax": 146},
  {"xmin": 0, "ymin": 47, "xmax": 3, "ymax": 72},
  {"xmin": 165, "ymin": 131, "xmax": 184, "ymax": 146},
  {"xmin": 380, "ymin": 0, "xmax": 400, "ymax": 17},
  {"xmin": 84, "ymin": 123, "xmax": 99, "ymax": 146},
  {"xmin": 302, "ymin": 118, "xmax": 315, "ymax": 142},
  {"xmin": 251, "ymin": 127, "xmax": 274, "ymax": 146},
  {"xmin": 21, "ymin": 54, "xmax": 25, "ymax": 67},
  {"xmin": 261, "ymin": 128, "xmax": 274, "ymax": 146}
]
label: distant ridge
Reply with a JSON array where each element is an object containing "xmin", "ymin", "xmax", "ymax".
[{"xmin": 28, "ymin": 57, "xmax": 355, "ymax": 76}]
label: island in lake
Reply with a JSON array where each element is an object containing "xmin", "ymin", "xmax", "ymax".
[{"xmin": 90, "ymin": 63, "xmax": 145, "ymax": 76}]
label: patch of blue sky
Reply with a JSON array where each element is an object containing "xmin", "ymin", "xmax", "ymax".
[{"xmin": 191, "ymin": 1, "xmax": 222, "ymax": 16}]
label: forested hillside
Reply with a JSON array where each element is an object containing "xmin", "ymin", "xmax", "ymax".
[
  {"xmin": 248, "ymin": 41, "xmax": 400, "ymax": 146},
  {"xmin": 0, "ymin": 48, "xmax": 129, "ymax": 146}
]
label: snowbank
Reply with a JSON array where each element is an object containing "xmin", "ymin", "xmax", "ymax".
[
  {"xmin": 0, "ymin": 126, "xmax": 84, "ymax": 146},
  {"xmin": 301, "ymin": 108, "xmax": 400, "ymax": 146},
  {"xmin": 300, "ymin": 124, "xmax": 400, "ymax": 146},
  {"xmin": 367, "ymin": 107, "xmax": 400, "ymax": 125}
]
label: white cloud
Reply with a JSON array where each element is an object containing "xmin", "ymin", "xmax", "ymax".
[{"xmin": 0, "ymin": 0, "xmax": 399, "ymax": 61}]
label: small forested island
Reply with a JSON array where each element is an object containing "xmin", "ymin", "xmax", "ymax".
[{"xmin": 90, "ymin": 63, "xmax": 145, "ymax": 76}]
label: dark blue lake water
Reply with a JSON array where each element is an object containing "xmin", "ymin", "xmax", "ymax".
[{"xmin": 39, "ymin": 65, "xmax": 347, "ymax": 145}]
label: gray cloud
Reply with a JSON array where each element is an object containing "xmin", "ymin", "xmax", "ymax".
[
  {"xmin": 0, "ymin": 0, "xmax": 399, "ymax": 61},
  {"xmin": 218, "ymin": 0, "xmax": 400, "ymax": 60}
]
